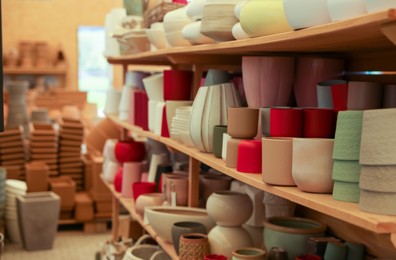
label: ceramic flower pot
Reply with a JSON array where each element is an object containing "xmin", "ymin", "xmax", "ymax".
[
  {"xmin": 179, "ymin": 233, "xmax": 210, "ymax": 260},
  {"xmin": 240, "ymin": 0, "xmax": 292, "ymax": 37},
  {"xmin": 242, "ymin": 56, "xmax": 295, "ymax": 108},
  {"xmin": 172, "ymin": 222, "xmax": 207, "ymax": 254},
  {"xmin": 227, "ymin": 107, "xmax": 259, "ymax": 139},
  {"xmin": 206, "ymin": 191, "xmax": 253, "ymax": 227},
  {"xmin": 164, "ymin": 175, "xmax": 189, "ymax": 206},
  {"xmin": 163, "ymin": 70, "xmax": 193, "ymax": 101},
  {"xmin": 292, "ymin": 138, "xmax": 334, "ymax": 193},
  {"xmin": 270, "ymin": 107, "xmax": 303, "ymax": 137},
  {"xmin": 263, "ymin": 193, "xmax": 296, "ymax": 218},
  {"xmin": 135, "ymin": 193, "xmax": 165, "ymax": 216},
  {"xmin": 208, "ymin": 226, "xmax": 253, "ymax": 259},
  {"xmin": 316, "ymin": 80, "xmax": 347, "ymax": 109},
  {"xmin": 263, "ymin": 217, "xmax": 327, "ymax": 260},
  {"xmin": 189, "ymin": 83, "xmax": 241, "ymax": 153},
  {"xmin": 200, "ymin": 173, "xmax": 232, "ymax": 206},
  {"xmin": 114, "ymin": 140, "xmax": 146, "ymax": 163},
  {"xmin": 283, "ymin": 0, "xmax": 331, "ymax": 29},
  {"xmin": 143, "ymin": 73, "xmax": 164, "ymax": 101},
  {"xmin": 347, "ymin": 81, "xmax": 383, "ymax": 110},
  {"xmin": 132, "ymin": 181, "xmax": 157, "ymax": 200},
  {"xmin": 237, "ymin": 140, "xmax": 262, "ymax": 174},
  {"xmin": 121, "ymin": 162, "xmax": 143, "ymax": 198},
  {"xmin": 294, "ymin": 57, "xmax": 345, "ymax": 107},
  {"xmin": 182, "ymin": 21, "xmax": 216, "ymax": 45},
  {"xmin": 232, "ymin": 247, "xmax": 266, "ymax": 260},
  {"xmin": 303, "ymin": 108, "xmax": 337, "ymax": 138},
  {"xmin": 212, "ymin": 125, "xmax": 228, "ymax": 158},
  {"xmin": 327, "ymin": 0, "xmax": 367, "ymax": 22},
  {"xmin": 383, "ymin": 84, "xmax": 396, "ymax": 108},
  {"xmin": 364, "ymin": 0, "xmax": 396, "ymax": 13},
  {"xmin": 104, "ymin": 88, "xmax": 122, "ymax": 114}
]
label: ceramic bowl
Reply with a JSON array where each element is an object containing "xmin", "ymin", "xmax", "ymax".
[
  {"xmin": 135, "ymin": 193, "xmax": 165, "ymax": 215},
  {"xmin": 364, "ymin": 0, "xmax": 396, "ymax": 13},
  {"xmin": 144, "ymin": 206, "xmax": 216, "ymax": 243},
  {"xmin": 145, "ymin": 29, "xmax": 169, "ymax": 49},
  {"xmin": 186, "ymin": 0, "xmax": 207, "ymax": 21},
  {"xmin": 263, "ymin": 217, "xmax": 327, "ymax": 260},
  {"xmin": 327, "ymin": 0, "xmax": 367, "ymax": 22},
  {"xmin": 240, "ymin": 0, "xmax": 292, "ymax": 37},
  {"xmin": 166, "ymin": 31, "xmax": 193, "ymax": 47},
  {"xmin": 232, "ymin": 23, "xmax": 250, "ymax": 40},
  {"xmin": 282, "ymin": 0, "xmax": 331, "ymax": 30},
  {"xmin": 143, "ymin": 73, "xmax": 164, "ymax": 101},
  {"xmin": 182, "ymin": 21, "xmax": 216, "ymax": 45}
]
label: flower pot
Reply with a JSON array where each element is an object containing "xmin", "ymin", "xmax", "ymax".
[
  {"xmin": 179, "ymin": 233, "xmax": 210, "ymax": 260},
  {"xmin": 172, "ymin": 222, "xmax": 207, "ymax": 254}
]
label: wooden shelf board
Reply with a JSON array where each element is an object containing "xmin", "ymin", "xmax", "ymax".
[
  {"xmin": 106, "ymin": 10, "xmax": 396, "ymax": 65},
  {"xmin": 106, "ymin": 114, "xmax": 396, "ymax": 235},
  {"xmin": 3, "ymin": 66, "xmax": 67, "ymax": 75},
  {"xmin": 103, "ymin": 178, "xmax": 179, "ymax": 260}
]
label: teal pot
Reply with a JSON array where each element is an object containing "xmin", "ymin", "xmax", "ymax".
[{"xmin": 263, "ymin": 217, "xmax": 326, "ymax": 260}]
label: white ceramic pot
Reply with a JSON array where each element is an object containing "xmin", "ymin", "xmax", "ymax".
[
  {"xmin": 292, "ymin": 138, "xmax": 334, "ymax": 193},
  {"xmin": 144, "ymin": 206, "xmax": 216, "ymax": 243},
  {"xmin": 186, "ymin": 0, "xmax": 208, "ymax": 21},
  {"xmin": 207, "ymin": 226, "xmax": 253, "ymax": 259},
  {"xmin": 103, "ymin": 139, "xmax": 118, "ymax": 162},
  {"xmin": 206, "ymin": 191, "xmax": 253, "ymax": 227},
  {"xmin": 104, "ymin": 88, "xmax": 122, "ymax": 114},
  {"xmin": 145, "ymin": 29, "xmax": 169, "ymax": 49},
  {"xmin": 154, "ymin": 102, "xmax": 166, "ymax": 136},
  {"xmin": 221, "ymin": 133, "xmax": 232, "ymax": 160},
  {"xmin": 135, "ymin": 193, "xmax": 165, "ymax": 216},
  {"xmin": 364, "ymin": 0, "xmax": 396, "ymax": 13},
  {"xmin": 103, "ymin": 161, "xmax": 121, "ymax": 183},
  {"xmin": 143, "ymin": 73, "xmax": 164, "ymax": 101},
  {"xmin": 119, "ymin": 86, "xmax": 133, "ymax": 120},
  {"xmin": 148, "ymin": 100, "xmax": 159, "ymax": 132},
  {"xmin": 165, "ymin": 31, "xmax": 193, "ymax": 47},
  {"xmin": 232, "ymin": 23, "xmax": 250, "ymax": 40},
  {"xmin": 327, "ymin": 0, "xmax": 367, "ymax": 22},
  {"xmin": 283, "ymin": 0, "xmax": 331, "ymax": 29},
  {"xmin": 182, "ymin": 21, "xmax": 216, "ymax": 45}
]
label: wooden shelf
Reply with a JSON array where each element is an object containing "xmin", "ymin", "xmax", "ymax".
[
  {"xmin": 106, "ymin": 114, "xmax": 396, "ymax": 235},
  {"xmin": 3, "ymin": 66, "xmax": 67, "ymax": 75},
  {"xmin": 106, "ymin": 10, "xmax": 396, "ymax": 66},
  {"xmin": 103, "ymin": 179, "xmax": 179, "ymax": 260}
]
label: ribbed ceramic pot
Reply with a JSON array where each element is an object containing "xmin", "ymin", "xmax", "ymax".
[
  {"xmin": 172, "ymin": 222, "xmax": 207, "ymax": 254},
  {"xmin": 263, "ymin": 217, "xmax": 327, "ymax": 260},
  {"xmin": 232, "ymin": 247, "xmax": 266, "ymax": 260},
  {"xmin": 332, "ymin": 180, "xmax": 360, "ymax": 203},
  {"xmin": 206, "ymin": 191, "xmax": 253, "ymax": 227},
  {"xmin": 294, "ymin": 57, "xmax": 345, "ymax": 107},
  {"xmin": 292, "ymin": 138, "xmax": 334, "ymax": 193},
  {"xmin": 179, "ymin": 233, "xmax": 210, "ymax": 260},
  {"xmin": 242, "ymin": 56, "xmax": 295, "ymax": 108}
]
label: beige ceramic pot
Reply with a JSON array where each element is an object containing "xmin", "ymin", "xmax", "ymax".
[
  {"xmin": 227, "ymin": 107, "xmax": 259, "ymax": 139},
  {"xmin": 232, "ymin": 247, "xmax": 266, "ymax": 260},
  {"xmin": 206, "ymin": 191, "xmax": 253, "ymax": 227},
  {"xmin": 135, "ymin": 193, "xmax": 165, "ymax": 216}
]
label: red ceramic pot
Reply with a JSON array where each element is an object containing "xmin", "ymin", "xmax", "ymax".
[
  {"xmin": 114, "ymin": 167, "xmax": 123, "ymax": 193},
  {"xmin": 132, "ymin": 181, "xmax": 157, "ymax": 201},
  {"xmin": 270, "ymin": 107, "xmax": 303, "ymax": 137},
  {"xmin": 205, "ymin": 254, "xmax": 228, "ymax": 260},
  {"xmin": 161, "ymin": 105, "xmax": 170, "ymax": 138},
  {"xmin": 331, "ymin": 83, "xmax": 348, "ymax": 111},
  {"xmin": 296, "ymin": 254, "xmax": 322, "ymax": 260},
  {"xmin": 303, "ymin": 108, "xmax": 337, "ymax": 138},
  {"xmin": 114, "ymin": 140, "xmax": 146, "ymax": 163},
  {"xmin": 163, "ymin": 70, "xmax": 193, "ymax": 101},
  {"xmin": 237, "ymin": 140, "xmax": 262, "ymax": 173},
  {"xmin": 134, "ymin": 91, "xmax": 143, "ymax": 128},
  {"xmin": 141, "ymin": 91, "xmax": 149, "ymax": 131}
]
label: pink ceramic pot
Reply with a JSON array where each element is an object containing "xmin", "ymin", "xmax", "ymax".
[
  {"xmin": 294, "ymin": 57, "xmax": 345, "ymax": 107},
  {"xmin": 114, "ymin": 140, "xmax": 146, "ymax": 163},
  {"xmin": 121, "ymin": 162, "xmax": 143, "ymax": 198},
  {"xmin": 242, "ymin": 56, "xmax": 295, "ymax": 108},
  {"xmin": 114, "ymin": 167, "xmax": 123, "ymax": 193}
]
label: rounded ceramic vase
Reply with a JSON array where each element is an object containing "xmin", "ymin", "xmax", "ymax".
[
  {"xmin": 135, "ymin": 193, "xmax": 165, "ymax": 216},
  {"xmin": 206, "ymin": 191, "xmax": 253, "ymax": 226}
]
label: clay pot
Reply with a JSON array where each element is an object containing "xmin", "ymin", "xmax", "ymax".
[
  {"xmin": 227, "ymin": 107, "xmax": 259, "ymax": 139},
  {"xmin": 206, "ymin": 191, "xmax": 253, "ymax": 227},
  {"xmin": 179, "ymin": 233, "xmax": 210, "ymax": 260},
  {"xmin": 172, "ymin": 222, "xmax": 207, "ymax": 254},
  {"xmin": 135, "ymin": 193, "xmax": 165, "ymax": 216},
  {"xmin": 232, "ymin": 247, "xmax": 266, "ymax": 260}
]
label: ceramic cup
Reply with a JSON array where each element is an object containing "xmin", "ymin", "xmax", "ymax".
[
  {"xmin": 135, "ymin": 192, "xmax": 165, "ymax": 216},
  {"xmin": 262, "ymin": 137, "xmax": 295, "ymax": 186},
  {"xmin": 331, "ymin": 82, "xmax": 349, "ymax": 111},
  {"xmin": 237, "ymin": 140, "xmax": 262, "ymax": 174},
  {"xmin": 292, "ymin": 138, "xmax": 334, "ymax": 193},
  {"xmin": 270, "ymin": 107, "xmax": 303, "ymax": 137},
  {"xmin": 212, "ymin": 125, "xmax": 228, "ymax": 158},
  {"xmin": 227, "ymin": 107, "xmax": 259, "ymax": 139},
  {"xmin": 303, "ymin": 108, "xmax": 337, "ymax": 138}
]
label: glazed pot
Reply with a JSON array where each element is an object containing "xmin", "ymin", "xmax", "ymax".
[
  {"xmin": 132, "ymin": 182, "xmax": 157, "ymax": 200},
  {"xmin": 364, "ymin": 0, "xmax": 396, "ymax": 13},
  {"xmin": 316, "ymin": 80, "xmax": 347, "ymax": 109},
  {"xmin": 347, "ymin": 81, "xmax": 383, "ymax": 110},
  {"xmin": 237, "ymin": 140, "xmax": 262, "ymax": 174},
  {"xmin": 263, "ymin": 217, "xmax": 327, "ymax": 260},
  {"xmin": 114, "ymin": 140, "xmax": 146, "ymax": 163},
  {"xmin": 206, "ymin": 191, "xmax": 253, "ymax": 226},
  {"xmin": 327, "ymin": 0, "xmax": 367, "ymax": 22},
  {"xmin": 163, "ymin": 70, "xmax": 193, "ymax": 101},
  {"xmin": 283, "ymin": 0, "xmax": 331, "ymax": 29},
  {"xmin": 270, "ymin": 107, "xmax": 303, "ymax": 137},
  {"xmin": 232, "ymin": 247, "xmax": 266, "ymax": 260},
  {"xmin": 172, "ymin": 222, "xmax": 207, "ymax": 254},
  {"xmin": 303, "ymin": 108, "xmax": 337, "ymax": 138}
]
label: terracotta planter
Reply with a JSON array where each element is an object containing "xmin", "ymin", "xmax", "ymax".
[
  {"xmin": 179, "ymin": 233, "xmax": 210, "ymax": 260},
  {"xmin": 172, "ymin": 222, "xmax": 207, "ymax": 254},
  {"xmin": 200, "ymin": 174, "xmax": 232, "ymax": 206},
  {"xmin": 227, "ymin": 107, "xmax": 259, "ymax": 139}
]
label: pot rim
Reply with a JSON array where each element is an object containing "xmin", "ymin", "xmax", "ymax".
[
  {"xmin": 232, "ymin": 247, "xmax": 267, "ymax": 258},
  {"xmin": 263, "ymin": 217, "xmax": 326, "ymax": 234}
]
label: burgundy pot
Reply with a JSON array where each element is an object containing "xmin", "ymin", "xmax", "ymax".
[{"xmin": 115, "ymin": 140, "xmax": 146, "ymax": 163}]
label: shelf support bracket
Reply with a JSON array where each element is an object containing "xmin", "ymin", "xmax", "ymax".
[{"xmin": 381, "ymin": 21, "xmax": 396, "ymax": 46}]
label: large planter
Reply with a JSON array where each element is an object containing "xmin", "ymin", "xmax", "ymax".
[{"xmin": 17, "ymin": 192, "xmax": 60, "ymax": 250}]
